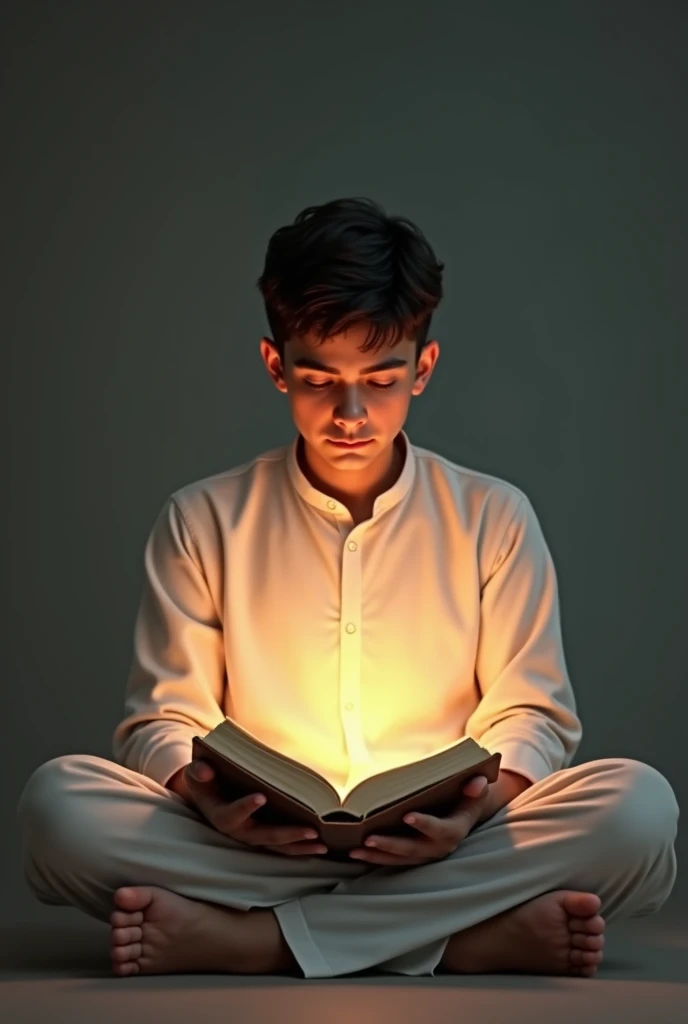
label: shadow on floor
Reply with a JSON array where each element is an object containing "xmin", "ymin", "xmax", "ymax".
[
  {"xmin": 1, "ymin": 916, "xmax": 687, "ymax": 1024},
  {"xmin": 1, "ymin": 915, "xmax": 687, "ymax": 983}
]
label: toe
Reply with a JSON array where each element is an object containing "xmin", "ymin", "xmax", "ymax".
[
  {"xmin": 569, "ymin": 914, "xmax": 605, "ymax": 934},
  {"xmin": 114, "ymin": 886, "xmax": 154, "ymax": 912},
  {"xmin": 113, "ymin": 960, "xmax": 140, "ymax": 976},
  {"xmin": 571, "ymin": 933, "xmax": 605, "ymax": 951},
  {"xmin": 111, "ymin": 942, "xmax": 142, "ymax": 963},
  {"xmin": 111, "ymin": 909, "xmax": 144, "ymax": 927},
  {"xmin": 570, "ymin": 948, "xmax": 603, "ymax": 967},
  {"xmin": 112, "ymin": 925, "xmax": 143, "ymax": 946},
  {"xmin": 563, "ymin": 892, "xmax": 601, "ymax": 918}
]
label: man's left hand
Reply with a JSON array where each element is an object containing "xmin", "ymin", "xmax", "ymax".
[{"xmin": 348, "ymin": 774, "xmax": 491, "ymax": 867}]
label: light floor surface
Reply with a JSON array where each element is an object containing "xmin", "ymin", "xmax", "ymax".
[{"xmin": 1, "ymin": 903, "xmax": 687, "ymax": 1024}]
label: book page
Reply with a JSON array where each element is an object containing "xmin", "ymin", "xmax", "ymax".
[
  {"xmin": 336, "ymin": 762, "xmax": 377, "ymax": 803},
  {"xmin": 205, "ymin": 717, "xmax": 342, "ymax": 812},
  {"xmin": 341, "ymin": 735, "xmax": 475, "ymax": 797},
  {"xmin": 342, "ymin": 736, "xmax": 486, "ymax": 816}
]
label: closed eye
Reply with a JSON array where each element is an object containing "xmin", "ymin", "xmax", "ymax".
[{"xmin": 304, "ymin": 380, "xmax": 396, "ymax": 390}]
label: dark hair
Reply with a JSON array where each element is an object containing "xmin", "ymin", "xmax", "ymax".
[{"xmin": 256, "ymin": 197, "xmax": 444, "ymax": 366}]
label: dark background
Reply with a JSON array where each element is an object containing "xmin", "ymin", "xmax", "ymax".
[{"xmin": 3, "ymin": 0, "xmax": 686, "ymax": 925}]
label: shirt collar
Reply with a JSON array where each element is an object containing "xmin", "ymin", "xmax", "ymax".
[{"xmin": 286, "ymin": 428, "xmax": 416, "ymax": 518}]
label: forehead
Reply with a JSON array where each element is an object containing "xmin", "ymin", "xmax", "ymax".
[{"xmin": 286, "ymin": 329, "xmax": 415, "ymax": 370}]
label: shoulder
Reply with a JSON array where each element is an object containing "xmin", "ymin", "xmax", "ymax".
[
  {"xmin": 409, "ymin": 440, "xmax": 551, "ymax": 579},
  {"xmin": 410, "ymin": 438, "xmax": 531, "ymax": 526},
  {"xmin": 166, "ymin": 441, "xmax": 289, "ymax": 536}
]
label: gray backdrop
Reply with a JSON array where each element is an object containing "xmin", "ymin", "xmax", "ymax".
[{"xmin": 3, "ymin": 0, "xmax": 686, "ymax": 925}]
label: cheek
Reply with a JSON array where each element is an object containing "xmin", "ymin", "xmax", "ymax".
[
  {"xmin": 287, "ymin": 393, "xmax": 328, "ymax": 431},
  {"xmin": 290, "ymin": 392, "xmax": 325, "ymax": 415}
]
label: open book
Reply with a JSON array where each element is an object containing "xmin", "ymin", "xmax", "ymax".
[{"xmin": 192, "ymin": 718, "xmax": 501, "ymax": 858}]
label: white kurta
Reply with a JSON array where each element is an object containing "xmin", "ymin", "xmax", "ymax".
[{"xmin": 112, "ymin": 429, "xmax": 582, "ymax": 799}]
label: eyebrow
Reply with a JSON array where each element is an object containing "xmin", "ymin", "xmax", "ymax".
[{"xmin": 292, "ymin": 356, "xmax": 409, "ymax": 374}]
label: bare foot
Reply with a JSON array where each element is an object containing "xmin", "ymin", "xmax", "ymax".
[
  {"xmin": 439, "ymin": 890, "xmax": 605, "ymax": 977},
  {"xmin": 109, "ymin": 886, "xmax": 295, "ymax": 976}
]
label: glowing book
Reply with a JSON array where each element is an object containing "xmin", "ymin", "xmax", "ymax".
[{"xmin": 192, "ymin": 718, "xmax": 501, "ymax": 859}]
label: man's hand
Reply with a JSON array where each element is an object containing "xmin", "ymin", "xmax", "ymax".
[
  {"xmin": 348, "ymin": 774, "xmax": 492, "ymax": 867},
  {"xmin": 172, "ymin": 760, "xmax": 329, "ymax": 856}
]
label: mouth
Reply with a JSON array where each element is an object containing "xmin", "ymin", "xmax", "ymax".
[{"xmin": 327, "ymin": 438, "xmax": 373, "ymax": 448}]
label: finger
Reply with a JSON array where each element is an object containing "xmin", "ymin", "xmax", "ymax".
[
  {"xmin": 263, "ymin": 841, "xmax": 329, "ymax": 856},
  {"xmin": 462, "ymin": 775, "xmax": 488, "ymax": 797},
  {"xmin": 187, "ymin": 759, "xmax": 214, "ymax": 782},
  {"xmin": 187, "ymin": 775, "xmax": 321, "ymax": 846},
  {"xmin": 402, "ymin": 812, "xmax": 445, "ymax": 838},
  {"xmin": 360, "ymin": 834, "xmax": 436, "ymax": 859},
  {"xmin": 186, "ymin": 777, "xmax": 270, "ymax": 835},
  {"xmin": 204, "ymin": 789, "xmax": 270, "ymax": 830},
  {"xmin": 349, "ymin": 847, "xmax": 432, "ymax": 866},
  {"xmin": 243, "ymin": 820, "xmax": 325, "ymax": 847}
]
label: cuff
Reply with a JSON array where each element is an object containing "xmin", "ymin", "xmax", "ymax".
[
  {"xmin": 482, "ymin": 739, "xmax": 553, "ymax": 786},
  {"xmin": 140, "ymin": 737, "xmax": 195, "ymax": 789},
  {"xmin": 272, "ymin": 899, "xmax": 335, "ymax": 979}
]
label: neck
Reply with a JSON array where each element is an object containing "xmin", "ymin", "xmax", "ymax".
[{"xmin": 298, "ymin": 434, "xmax": 404, "ymax": 513}]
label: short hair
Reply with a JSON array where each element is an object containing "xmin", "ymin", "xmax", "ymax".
[{"xmin": 256, "ymin": 197, "xmax": 444, "ymax": 366}]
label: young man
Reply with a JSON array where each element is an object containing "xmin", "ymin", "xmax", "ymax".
[{"xmin": 17, "ymin": 198, "xmax": 678, "ymax": 980}]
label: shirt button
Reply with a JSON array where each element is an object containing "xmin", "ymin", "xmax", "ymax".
[
  {"xmin": 345, "ymin": 702, "xmax": 355, "ymax": 711},
  {"xmin": 345, "ymin": 622, "xmax": 356, "ymax": 634},
  {"xmin": 347, "ymin": 541, "xmax": 357, "ymax": 551},
  {"xmin": 327, "ymin": 500, "xmax": 336, "ymax": 510}
]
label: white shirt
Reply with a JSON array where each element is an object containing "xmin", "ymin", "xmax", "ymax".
[{"xmin": 113, "ymin": 429, "xmax": 582, "ymax": 799}]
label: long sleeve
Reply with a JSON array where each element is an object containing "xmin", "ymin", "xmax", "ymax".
[
  {"xmin": 464, "ymin": 494, "xmax": 582, "ymax": 784},
  {"xmin": 112, "ymin": 496, "xmax": 227, "ymax": 788}
]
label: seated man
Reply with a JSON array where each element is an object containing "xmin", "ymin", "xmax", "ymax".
[{"xmin": 16, "ymin": 196, "xmax": 679, "ymax": 980}]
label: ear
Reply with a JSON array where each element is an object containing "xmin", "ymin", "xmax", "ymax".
[
  {"xmin": 259, "ymin": 338, "xmax": 288, "ymax": 392},
  {"xmin": 411, "ymin": 341, "xmax": 440, "ymax": 395}
]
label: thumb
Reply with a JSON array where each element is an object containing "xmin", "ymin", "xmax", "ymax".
[
  {"xmin": 463, "ymin": 775, "xmax": 488, "ymax": 797},
  {"xmin": 188, "ymin": 760, "xmax": 214, "ymax": 782}
]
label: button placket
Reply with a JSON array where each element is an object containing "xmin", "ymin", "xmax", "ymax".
[{"xmin": 339, "ymin": 527, "xmax": 367, "ymax": 782}]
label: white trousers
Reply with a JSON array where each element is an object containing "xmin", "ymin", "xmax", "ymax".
[{"xmin": 15, "ymin": 754, "xmax": 679, "ymax": 978}]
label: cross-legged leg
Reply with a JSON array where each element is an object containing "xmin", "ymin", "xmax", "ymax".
[
  {"xmin": 16, "ymin": 753, "xmax": 371, "ymax": 976},
  {"xmin": 16, "ymin": 755, "xmax": 679, "ymax": 979},
  {"xmin": 271, "ymin": 758, "xmax": 678, "ymax": 977}
]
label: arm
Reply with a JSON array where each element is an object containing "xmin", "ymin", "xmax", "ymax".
[
  {"xmin": 474, "ymin": 768, "xmax": 532, "ymax": 824},
  {"xmin": 112, "ymin": 496, "xmax": 227, "ymax": 788},
  {"xmin": 464, "ymin": 494, "xmax": 582, "ymax": 790}
]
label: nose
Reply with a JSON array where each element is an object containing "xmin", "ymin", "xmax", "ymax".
[{"xmin": 333, "ymin": 386, "xmax": 368, "ymax": 427}]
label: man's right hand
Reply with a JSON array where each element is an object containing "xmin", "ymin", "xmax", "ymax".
[{"xmin": 170, "ymin": 760, "xmax": 329, "ymax": 857}]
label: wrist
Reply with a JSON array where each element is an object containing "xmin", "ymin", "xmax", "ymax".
[
  {"xmin": 475, "ymin": 769, "xmax": 531, "ymax": 825},
  {"xmin": 166, "ymin": 766, "xmax": 191, "ymax": 800}
]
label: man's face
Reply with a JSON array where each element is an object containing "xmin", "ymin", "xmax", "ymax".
[{"xmin": 260, "ymin": 325, "xmax": 439, "ymax": 492}]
